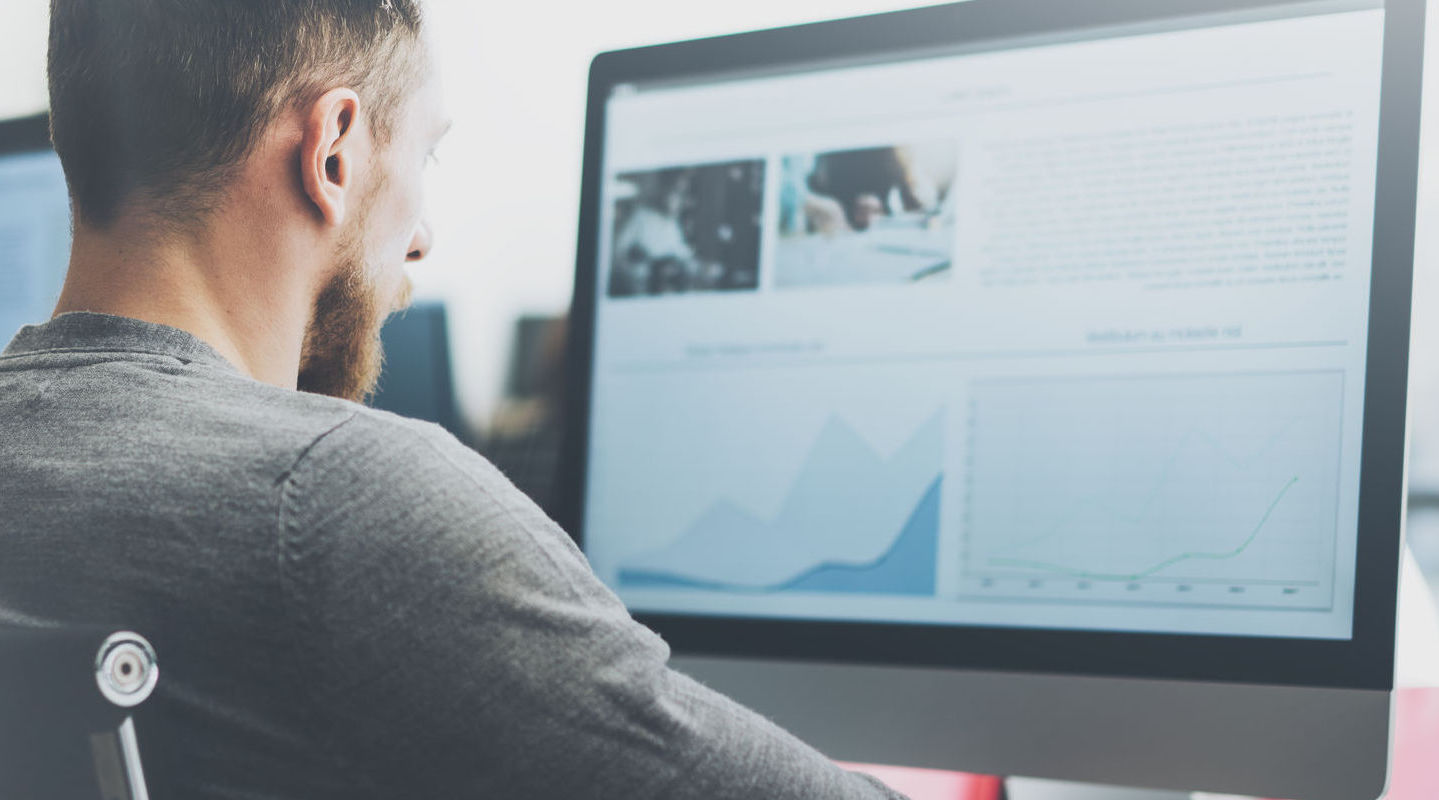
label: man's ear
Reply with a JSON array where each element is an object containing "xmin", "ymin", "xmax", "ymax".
[{"xmin": 299, "ymin": 88, "xmax": 363, "ymax": 227}]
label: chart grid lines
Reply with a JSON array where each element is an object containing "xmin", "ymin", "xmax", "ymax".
[{"xmin": 961, "ymin": 371, "xmax": 1344, "ymax": 612}]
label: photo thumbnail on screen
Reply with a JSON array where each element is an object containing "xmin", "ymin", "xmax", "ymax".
[
  {"xmin": 608, "ymin": 160, "xmax": 765, "ymax": 298},
  {"xmin": 776, "ymin": 142, "xmax": 958, "ymax": 289}
]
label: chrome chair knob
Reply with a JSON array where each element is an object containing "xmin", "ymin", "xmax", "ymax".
[{"xmin": 94, "ymin": 632, "xmax": 158, "ymax": 708}]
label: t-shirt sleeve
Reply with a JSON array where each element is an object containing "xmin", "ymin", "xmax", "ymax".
[{"xmin": 276, "ymin": 412, "xmax": 906, "ymax": 799}]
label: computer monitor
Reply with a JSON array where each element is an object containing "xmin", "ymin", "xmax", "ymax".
[
  {"xmin": 371, "ymin": 300, "xmax": 465, "ymax": 438},
  {"xmin": 0, "ymin": 114, "xmax": 70, "ymax": 346},
  {"xmin": 560, "ymin": 1, "xmax": 1422, "ymax": 798}
]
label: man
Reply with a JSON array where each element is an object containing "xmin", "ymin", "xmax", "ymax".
[{"xmin": 0, "ymin": 2, "xmax": 905, "ymax": 798}]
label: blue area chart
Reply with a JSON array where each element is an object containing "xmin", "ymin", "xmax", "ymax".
[{"xmin": 617, "ymin": 412, "xmax": 943, "ymax": 596}]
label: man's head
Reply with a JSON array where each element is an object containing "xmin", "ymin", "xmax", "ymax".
[{"xmin": 47, "ymin": 0, "xmax": 448, "ymax": 401}]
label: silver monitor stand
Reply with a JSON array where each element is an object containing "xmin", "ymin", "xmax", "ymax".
[
  {"xmin": 675, "ymin": 655, "xmax": 1390, "ymax": 800},
  {"xmin": 1003, "ymin": 779, "xmax": 1189, "ymax": 800}
]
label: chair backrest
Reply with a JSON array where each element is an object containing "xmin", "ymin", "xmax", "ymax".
[{"xmin": 0, "ymin": 627, "xmax": 157, "ymax": 800}]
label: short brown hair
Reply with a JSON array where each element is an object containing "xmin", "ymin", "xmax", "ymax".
[{"xmin": 47, "ymin": 0, "xmax": 425, "ymax": 228}]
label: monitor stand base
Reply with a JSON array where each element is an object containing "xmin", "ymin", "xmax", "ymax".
[{"xmin": 1002, "ymin": 777, "xmax": 1194, "ymax": 800}]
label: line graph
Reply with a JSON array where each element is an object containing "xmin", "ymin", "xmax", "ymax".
[
  {"xmin": 617, "ymin": 411, "xmax": 943, "ymax": 596},
  {"xmin": 620, "ymin": 476, "xmax": 940, "ymax": 594},
  {"xmin": 963, "ymin": 372, "xmax": 1343, "ymax": 610},
  {"xmin": 986, "ymin": 475, "xmax": 1299, "ymax": 582},
  {"xmin": 993, "ymin": 419, "xmax": 1303, "ymax": 559}
]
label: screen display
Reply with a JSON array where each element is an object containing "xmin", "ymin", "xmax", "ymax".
[
  {"xmin": 0, "ymin": 148, "xmax": 70, "ymax": 345},
  {"xmin": 584, "ymin": 2, "xmax": 1385, "ymax": 641}
]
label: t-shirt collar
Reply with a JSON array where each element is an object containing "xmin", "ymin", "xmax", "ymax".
[{"xmin": 2, "ymin": 311, "xmax": 241, "ymax": 374}]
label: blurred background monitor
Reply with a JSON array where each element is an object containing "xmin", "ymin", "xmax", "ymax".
[
  {"xmin": 372, "ymin": 306, "xmax": 567, "ymax": 517},
  {"xmin": 371, "ymin": 301, "xmax": 464, "ymax": 437},
  {"xmin": 0, "ymin": 113, "xmax": 69, "ymax": 346}
]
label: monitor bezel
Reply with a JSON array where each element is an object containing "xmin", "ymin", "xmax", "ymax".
[
  {"xmin": 559, "ymin": 0, "xmax": 1422, "ymax": 691},
  {"xmin": 0, "ymin": 114, "xmax": 51, "ymax": 157}
]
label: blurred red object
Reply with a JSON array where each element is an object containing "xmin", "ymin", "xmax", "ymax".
[
  {"xmin": 1378, "ymin": 687, "xmax": 1439, "ymax": 800},
  {"xmin": 840, "ymin": 762, "xmax": 1003, "ymax": 799}
]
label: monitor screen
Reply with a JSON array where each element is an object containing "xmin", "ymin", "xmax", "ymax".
[
  {"xmin": 580, "ymin": 0, "xmax": 1388, "ymax": 645},
  {"xmin": 0, "ymin": 125, "xmax": 70, "ymax": 346}
]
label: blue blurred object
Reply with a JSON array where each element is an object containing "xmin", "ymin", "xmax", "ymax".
[
  {"xmin": 370, "ymin": 300, "xmax": 465, "ymax": 441},
  {"xmin": 0, "ymin": 114, "xmax": 70, "ymax": 346}
]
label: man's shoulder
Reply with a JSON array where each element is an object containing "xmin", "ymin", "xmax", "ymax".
[
  {"xmin": 285, "ymin": 397, "xmax": 470, "ymax": 468},
  {"xmin": 223, "ymin": 385, "xmax": 489, "ymax": 498},
  {"xmin": 274, "ymin": 394, "xmax": 551, "ymax": 575},
  {"xmin": 156, "ymin": 365, "xmax": 457, "ymax": 460},
  {"xmin": 274, "ymin": 394, "xmax": 513, "ymax": 513},
  {"xmin": 155, "ymin": 371, "xmax": 395, "ymax": 472}
]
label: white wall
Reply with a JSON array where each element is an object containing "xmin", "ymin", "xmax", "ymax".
[
  {"xmin": 0, "ymin": 3, "xmax": 49, "ymax": 118},
  {"xmin": 1403, "ymin": 3, "xmax": 1439, "ymax": 490}
]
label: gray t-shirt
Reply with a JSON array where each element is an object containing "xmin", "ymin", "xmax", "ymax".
[{"xmin": 0, "ymin": 312, "xmax": 904, "ymax": 800}]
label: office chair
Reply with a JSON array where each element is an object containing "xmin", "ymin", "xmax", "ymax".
[{"xmin": 0, "ymin": 627, "xmax": 158, "ymax": 800}]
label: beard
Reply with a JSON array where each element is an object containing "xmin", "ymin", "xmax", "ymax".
[{"xmin": 296, "ymin": 224, "xmax": 414, "ymax": 403}]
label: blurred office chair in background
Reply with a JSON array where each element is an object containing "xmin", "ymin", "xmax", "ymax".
[{"xmin": 481, "ymin": 314, "xmax": 568, "ymax": 518}]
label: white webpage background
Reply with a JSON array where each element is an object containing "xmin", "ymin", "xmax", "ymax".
[{"xmin": 586, "ymin": 8, "xmax": 1384, "ymax": 639}]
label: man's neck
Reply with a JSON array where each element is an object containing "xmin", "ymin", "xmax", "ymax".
[{"xmin": 54, "ymin": 218, "xmax": 317, "ymax": 390}]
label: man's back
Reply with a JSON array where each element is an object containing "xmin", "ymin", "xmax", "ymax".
[
  {"xmin": 0, "ymin": 312, "xmax": 901, "ymax": 799},
  {"xmin": 1, "ymin": 312, "xmax": 403, "ymax": 797}
]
